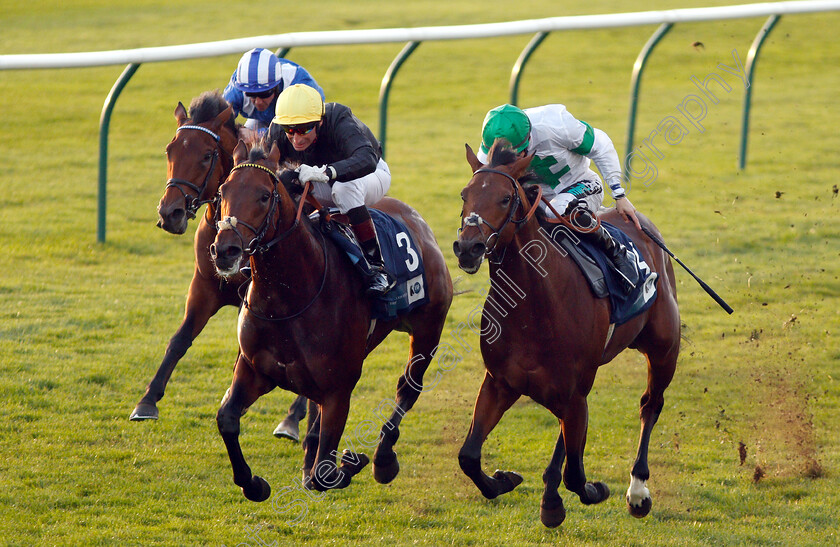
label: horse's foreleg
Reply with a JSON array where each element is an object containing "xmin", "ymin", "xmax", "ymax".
[
  {"xmin": 627, "ymin": 347, "xmax": 677, "ymax": 518},
  {"xmin": 131, "ymin": 276, "xmax": 223, "ymax": 421},
  {"xmin": 458, "ymin": 372, "xmax": 522, "ymax": 499},
  {"xmin": 217, "ymin": 355, "xmax": 274, "ymax": 502},
  {"xmin": 273, "ymin": 395, "xmax": 308, "ymax": 442},
  {"xmin": 373, "ymin": 329, "xmax": 441, "ymax": 484},
  {"xmin": 561, "ymin": 395, "xmax": 610, "ymax": 506},
  {"xmin": 540, "ymin": 431, "xmax": 567, "ymax": 528},
  {"xmin": 305, "ymin": 392, "xmax": 368, "ymax": 491}
]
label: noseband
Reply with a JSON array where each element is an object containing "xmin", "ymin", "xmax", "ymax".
[
  {"xmin": 459, "ymin": 167, "xmax": 542, "ymax": 262},
  {"xmin": 165, "ymin": 124, "xmax": 227, "ymax": 220}
]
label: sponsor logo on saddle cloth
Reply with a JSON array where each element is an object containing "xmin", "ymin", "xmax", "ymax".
[{"xmin": 323, "ymin": 209, "xmax": 428, "ymax": 320}]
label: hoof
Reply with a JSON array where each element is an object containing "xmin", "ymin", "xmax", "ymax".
[
  {"xmin": 540, "ymin": 497, "xmax": 566, "ymax": 528},
  {"xmin": 273, "ymin": 419, "xmax": 300, "ymax": 442},
  {"xmin": 340, "ymin": 450, "xmax": 370, "ymax": 477},
  {"xmin": 242, "ymin": 475, "xmax": 271, "ymax": 502},
  {"xmin": 129, "ymin": 402, "xmax": 159, "ymax": 421},
  {"xmin": 492, "ymin": 470, "xmax": 524, "ymax": 495},
  {"xmin": 627, "ymin": 496, "xmax": 652, "ymax": 518},
  {"xmin": 372, "ymin": 451, "xmax": 400, "ymax": 484},
  {"xmin": 580, "ymin": 481, "xmax": 610, "ymax": 505}
]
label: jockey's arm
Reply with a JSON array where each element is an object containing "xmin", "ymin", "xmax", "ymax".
[{"xmin": 586, "ymin": 128, "xmax": 641, "ymax": 230}]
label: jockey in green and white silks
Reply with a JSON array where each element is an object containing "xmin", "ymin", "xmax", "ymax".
[{"xmin": 477, "ymin": 104, "xmax": 642, "ymax": 292}]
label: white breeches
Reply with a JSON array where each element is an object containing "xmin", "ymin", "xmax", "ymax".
[{"xmin": 309, "ymin": 158, "xmax": 391, "ymax": 213}]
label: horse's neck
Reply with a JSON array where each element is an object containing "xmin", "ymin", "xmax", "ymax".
[
  {"xmin": 250, "ymin": 217, "xmax": 328, "ymax": 300},
  {"xmin": 490, "ymin": 220, "xmax": 576, "ymax": 296}
]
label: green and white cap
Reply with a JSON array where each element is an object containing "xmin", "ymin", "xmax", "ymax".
[{"xmin": 479, "ymin": 104, "xmax": 531, "ymax": 160}]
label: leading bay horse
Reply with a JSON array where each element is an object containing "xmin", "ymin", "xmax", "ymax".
[
  {"xmin": 210, "ymin": 142, "xmax": 453, "ymax": 497},
  {"xmin": 130, "ymin": 91, "xmax": 307, "ymax": 442},
  {"xmin": 452, "ymin": 142, "xmax": 680, "ymax": 527}
]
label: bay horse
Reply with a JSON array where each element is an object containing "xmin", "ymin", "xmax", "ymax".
[
  {"xmin": 210, "ymin": 142, "xmax": 453, "ymax": 497},
  {"xmin": 452, "ymin": 142, "xmax": 680, "ymax": 527},
  {"xmin": 130, "ymin": 91, "xmax": 307, "ymax": 443}
]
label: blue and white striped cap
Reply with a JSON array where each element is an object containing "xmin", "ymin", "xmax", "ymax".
[{"xmin": 233, "ymin": 48, "xmax": 282, "ymax": 93}]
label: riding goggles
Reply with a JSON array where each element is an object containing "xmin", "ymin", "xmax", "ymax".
[
  {"xmin": 280, "ymin": 121, "xmax": 319, "ymax": 136},
  {"xmin": 245, "ymin": 89, "xmax": 276, "ymax": 99}
]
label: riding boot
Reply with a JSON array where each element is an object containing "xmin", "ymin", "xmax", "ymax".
[
  {"xmin": 348, "ymin": 206, "xmax": 396, "ymax": 297},
  {"xmin": 566, "ymin": 202, "xmax": 639, "ymax": 294}
]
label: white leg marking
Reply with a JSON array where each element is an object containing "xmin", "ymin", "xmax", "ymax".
[{"xmin": 626, "ymin": 475, "xmax": 650, "ymax": 507}]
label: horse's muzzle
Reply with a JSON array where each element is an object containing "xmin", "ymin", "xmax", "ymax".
[
  {"xmin": 210, "ymin": 241, "xmax": 244, "ymax": 278},
  {"xmin": 453, "ymin": 239, "xmax": 486, "ymax": 274}
]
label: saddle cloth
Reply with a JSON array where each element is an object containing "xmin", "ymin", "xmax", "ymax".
[
  {"xmin": 542, "ymin": 220, "xmax": 658, "ymax": 325},
  {"xmin": 320, "ymin": 208, "xmax": 429, "ymax": 320}
]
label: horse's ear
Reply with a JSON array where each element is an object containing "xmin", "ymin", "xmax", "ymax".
[
  {"xmin": 233, "ymin": 139, "xmax": 248, "ymax": 164},
  {"xmin": 174, "ymin": 102, "xmax": 188, "ymax": 125},
  {"xmin": 465, "ymin": 143, "xmax": 483, "ymax": 172},
  {"xmin": 511, "ymin": 152, "xmax": 534, "ymax": 179},
  {"xmin": 212, "ymin": 105, "xmax": 233, "ymax": 130},
  {"xmin": 268, "ymin": 142, "xmax": 281, "ymax": 164}
]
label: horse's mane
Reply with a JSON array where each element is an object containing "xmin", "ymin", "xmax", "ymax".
[
  {"xmin": 188, "ymin": 90, "xmax": 237, "ymax": 133},
  {"xmin": 486, "ymin": 140, "xmax": 540, "ymax": 187}
]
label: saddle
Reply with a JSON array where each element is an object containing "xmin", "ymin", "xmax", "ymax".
[
  {"xmin": 310, "ymin": 207, "xmax": 429, "ymax": 321},
  {"xmin": 537, "ymin": 209, "xmax": 658, "ymax": 325}
]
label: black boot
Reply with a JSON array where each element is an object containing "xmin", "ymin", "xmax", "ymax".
[
  {"xmin": 566, "ymin": 203, "xmax": 639, "ymax": 294},
  {"xmin": 348, "ymin": 207, "xmax": 396, "ymax": 297},
  {"xmin": 588, "ymin": 225, "xmax": 639, "ymax": 293},
  {"xmin": 360, "ymin": 234, "xmax": 396, "ymax": 296}
]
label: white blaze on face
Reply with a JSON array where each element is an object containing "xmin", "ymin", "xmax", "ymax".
[{"xmin": 626, "ymin": 475, "xmax": 650, "ymax": 507}]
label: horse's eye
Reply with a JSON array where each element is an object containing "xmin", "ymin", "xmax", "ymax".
[
  {"xmin": 203, "ymin": 152, "xmax": 214, "ymax": 162},
  {"xmin": 501, "ymin": 195, "xmax": 512, "ymax": 205},
  {"xmin": 260, "ymin": 193, "xmax": 271, "ymax": 204}
]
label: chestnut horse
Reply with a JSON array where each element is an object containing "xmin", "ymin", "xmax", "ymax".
[
  {"xmin": 130, "ymin": 91, "xmax": 307, "ymax": 442},
  {"xmin": 210, "ymin": 142, "xmax": 453, "ymax": 497},
  {"xmin": 452, "ymin": 143, "xmax": 680, "ymax": 527}
]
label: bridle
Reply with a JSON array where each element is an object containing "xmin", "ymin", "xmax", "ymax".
[
  {"xmin": 459, "ymin": 167, "xmax": 542, "ymax": 262},
  {"xmin": 216, "ymin": 163, "xmax": 329, "ymax": 321},
  {"xmin": 164, "ymin": 124, "xmax": 230, "ymax": 220}
]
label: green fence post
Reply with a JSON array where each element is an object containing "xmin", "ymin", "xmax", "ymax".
[
  {"xmin": 98, "ymin": 63, "xmax": 140, "ymax": 243},
  {"xmin": 509, "ymin": 31, "xmax": 549, "ymax": 106},
  {"xmin": 624, "ymin": 23, "xmax": 672, "ymax": 182},
  {"xmin": 739, "ymin": 15, "xmax": 781, "ymax": 170},
  {"xmin": 378, "ymin": 41, "xmax": 420, "ymax": 159}
]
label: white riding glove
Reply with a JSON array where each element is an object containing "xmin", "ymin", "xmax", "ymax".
[{"xmin": 297, "ymin": 164, "xmax": 331, "ymax": 184}]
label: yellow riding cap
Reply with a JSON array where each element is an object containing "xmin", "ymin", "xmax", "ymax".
[{"xmin": 272, "ymin": 84, "xmax": 325, "ymax": 125}]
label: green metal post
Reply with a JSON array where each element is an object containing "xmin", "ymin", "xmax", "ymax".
[
  {"xmin": 378, "ymin": 41, "xmax": 420, "ymax": 159},
  {"xmin": 274, "ymin": 47, "xmax": 291, "ymax": 58},
  {"xmin": 509, "ymin": 31, "xmax": 549, "ymax": 106},
  {"xmin": 739, "ymin": 15, "xmax": 781, "ymax": 170},
  {"xmin": 624, "ymin": 23, "xmax": 672, "ymax": 181},
  {"xmin": 98, "ymin": 63, "xmax": 140, "ymax": 243}
]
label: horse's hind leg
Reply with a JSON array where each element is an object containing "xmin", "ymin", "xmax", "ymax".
[
  {"xmin": 305, "ymin": 391, "xmax": 369, "ymax": 491},
  {"xmin": 301, "ymin": 400, "xmax": 320, "ymax": 481},
  {"xmin": 458, "ymin": 372, "xmax": 523, "ymax": 499},
  {"xmin": 273, "ymin": 395, "xmax": 308, "ymax": 442},
  {"xmin": 217, "ymin": 355, "xmax": 274, "ymax": 502},
  {"xmin": 627, "ymin": 345, "xmax": 678, "ymax": 518},
  {"xmin": 372, "ymin": 322, "xmax": 444, "ymax": 484},
  {"xmin": 540, "ymin": 431, "xmax": 567, "ymax": 528},
  {"xmin": 561, "ymin": 395, "xmax": 610, "ymax": 506}
]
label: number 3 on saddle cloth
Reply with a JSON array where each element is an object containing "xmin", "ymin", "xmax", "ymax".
[
  {"xmin": 318, "ymin": 208, "xmax": 428, "ymax": 320},
  {"xmin": 545, "ymin": 221, "xmax": 658, "ymax": 326}
]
